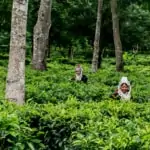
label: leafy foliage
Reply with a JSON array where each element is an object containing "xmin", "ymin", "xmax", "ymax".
[
  {"xmin": 1, "ymin": 0, "xmax": 150, "ymax": 55},
  {"xmin": 0, "ymin": 0, "xmax": 150, "ymax": 148},
  {"xmin": 0, "ymin": 98, "xmax": 150, "ymax": 149},
  {"xmin": 0, "ymin": 53, "xmax": 150, "ymax": 103},
  {"xmin": 0, "ymin": 53, "xmax": 150, "ymax": 149}
]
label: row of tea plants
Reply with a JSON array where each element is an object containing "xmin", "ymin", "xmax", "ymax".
[
  {"xmin": 0, "ymin": 98, "xmax": 150, "ymax": 149},
  {"xmin": 0, "ymin": 53, "xmax": 150, "ymax": 149}
]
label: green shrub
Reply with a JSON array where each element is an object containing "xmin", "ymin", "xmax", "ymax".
[
  {"xmin": 0, "ymin": 54, "xmax": 150, "ymax": 149},
  {"xmin": 0, "ymin": 99, "xmax": 150, "ymax": 149}
]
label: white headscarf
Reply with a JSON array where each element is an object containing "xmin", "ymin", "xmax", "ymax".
[
  {"xmin": 75, "ymin": 65, "xmax": 83, "ymax": 81},
  {"xmin": 118, "ymin": 77, "xmax": 131, "ymax": 101}
]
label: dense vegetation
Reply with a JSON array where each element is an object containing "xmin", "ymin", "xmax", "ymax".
[
  {"xmin": 1, "ymin": 53, "xmax": 150, "ymax": 104},
  {"xmin": 1, "ymin": 0, "xmax": 150, "ymax": 55},
  {"xmin": 0, "ymin": 53, "xmax": 150, "ymax": 149},
  {"xmin": 0, "ymin": 99, "xmax": 150, "ymax": 149},
  {"xmin": 0, "ymin": 0, "xmax": 150, "ymax": 149}
]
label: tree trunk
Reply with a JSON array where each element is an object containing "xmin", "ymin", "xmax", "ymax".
[
  {"xmin": 5, "ymin": 0, "xmax": 28, "ymax": 105},
  {"xmin": 92, "ymin": 0, "xmax": 103, "ymax": 72},
  {"xmin": 32, "ymin": 0, "xmax": 52, "ymax": 70},
  {"xmin": 47, "ymin": 31, "xmax": 51, "ymax": 58},
  {"xmin": 110, "ymin": 0, "xmax": 123, "ymax": 71},
  {"xmin": 68, "ymin": 45, "xmax": 73, "ymax": 60}
]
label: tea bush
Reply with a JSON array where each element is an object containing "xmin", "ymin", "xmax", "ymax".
[
  {"xmin": 0, "ymin": 54, "xmax": 150, "ymax": 103},
  {"xmin": 0, "ymin": 53, "xmax": 150, "ymax": 149},
  {"xmin": 0, "ymin": 99, "xmax": 150, "ymax": 149},
  {"xmin": 24, "ymin": 55, "xmax": 150, "ymax": 103}
]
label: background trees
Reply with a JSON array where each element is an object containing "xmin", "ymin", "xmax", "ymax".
[{"xmin": 1, "ymin": 0, "xmax": 150, "ymax": 57}]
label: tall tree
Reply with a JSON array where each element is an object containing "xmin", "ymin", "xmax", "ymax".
[
  {"xmin": 5, "ymin": 0, "xmax": 28, "ymax": 104},
  {"xmin": 92, "ymin": 0, "xmax": 103, "ymax": 72},
  {"xmin": 32, "ymin": 0, "xmax": 52, "ymax": 70},
  {"xmin": 110, "ymin": 0, "xmax": 123, "ymax": 71}
]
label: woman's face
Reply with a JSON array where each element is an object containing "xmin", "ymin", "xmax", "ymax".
[{"xmin": 120, "ymin": 83, "xmax": 129, "ymax": 93}]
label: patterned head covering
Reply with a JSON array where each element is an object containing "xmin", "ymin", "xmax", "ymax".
[{"xmin": 118, "ymin": 77, "xmax": 131, "ymax": 100}]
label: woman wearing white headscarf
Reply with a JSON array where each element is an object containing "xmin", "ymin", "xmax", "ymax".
[
  {"xmin": 112, "ymin": 77, "xmax": 131, "ymax": 101},
  {"xmin": 71, "ymin": 64, "xmax": 88, "ymax": 83}
]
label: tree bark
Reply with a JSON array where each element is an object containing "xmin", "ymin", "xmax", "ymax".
[
  {"xmin": 92, "ymin": 0, "xmax": 103, "ymax": 72},
  {"xmin": 47, "ymin": 31, "xmax": 51, "ymax": 58},
  {"xmin": 5, "ymin": 0, "xmax": 28, "ymax": 105},
  {"xmin": 110, "ymin": 0, "xmax": 123, "ymax": 71},
  {"xmin": 68, "ymin": 45, "xmax": 73, "ymax": 60},
  {"xmin": 32, "ymin": 0, "xmax": 52, "ymax": 70}
]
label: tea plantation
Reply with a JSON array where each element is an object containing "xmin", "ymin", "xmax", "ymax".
[{"xmin": 0, "ymin": 54, "xmax": 150, "ymax": 149}]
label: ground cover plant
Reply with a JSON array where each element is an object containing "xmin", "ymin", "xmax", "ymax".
[{"xmin": 0, "ymin": 53, "xmax": 150, "ymax": 149}]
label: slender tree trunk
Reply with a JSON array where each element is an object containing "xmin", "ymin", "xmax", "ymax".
[
  {"xmin": 31, "ymin": 34, "xmax": 34, "ymax": 56},
  {"xmin": 32, "ymin": 0, "xmax": 52, "ymax": 70},
  {"xmin": 110, "ymin": 0, "xmax": 123, "ymax": 71},
  {"xmin": 5, "ymin": 0, "xmax": 28, "ymax": 105},
  {"xmin": 68, "ymin": 45, "xmax": 73, "ymax": 60},
  {"xmin": 47, "ymin": 31, "xmax": 51, "ymax": 58},
  {"xmin": 98, "ymin": 48, "xmax": 104, "ymax": 68},
  {"xmin": 92, "ymin": 0, "xmax": 103, "ymax": 72}
]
